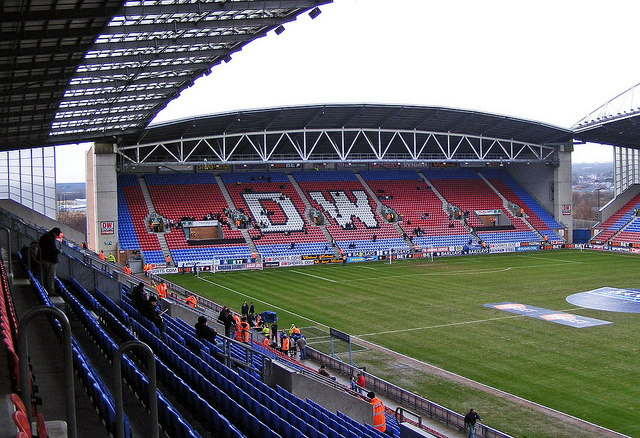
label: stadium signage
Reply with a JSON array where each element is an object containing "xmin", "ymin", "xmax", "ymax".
[
  {"xmin": 475, "ymin": 209, "xmax": 502, "ymax": 215},
  {"xmin": 100, "ymin": 221, "xmax": 114, "ymax": 235},
  {"xmin": 301, "ymin": 254, "xmax": 335, "ymax": 260},
  {"xmin": 149, "ymin": 267, "xmax": 179, "ymax": 274},
  {"xmin": 346, "ymin": 256, "xmax": 378, "ymax": 263},
  {"xmin": 181, "ymin": 220, "xmax": 219, "ymax": 227},
  {"xmin": 329, "ymin": 328, "xmax": 350, "ymax": 343},
  {"xmin": 515, "ymin": 246, "xmax": 539, "ymax": 252},
  {"xmin": 314, "ymin": 258, "xmax": 343, "ymax": 264}
]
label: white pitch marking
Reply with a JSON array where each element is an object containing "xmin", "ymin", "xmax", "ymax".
[
  {"xmin": 356, "ymin": 307, "xmax": 585, "ymax": 337},
  {"xmin": 341, "ymin": 267, "xmax": 513, "ymax": 282},
  {"xmin": 291, "ymin": 269, "xmax": 336, "ymax": 283},
  {"xmin": 196, "ymin": 275, "xmax": 330, "ymax": 328},
  {"xmin": 521, "ymin": 254, "xmax": 582, "ymax": 264}
]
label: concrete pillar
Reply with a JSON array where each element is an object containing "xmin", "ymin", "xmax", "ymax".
[
  {"xmin": 86, "ymin": 143, "xmax": 118, "ymax": 255},
  {"xmin": 554, "ymin": 145, "xmax": 573, "ymax": 243}
]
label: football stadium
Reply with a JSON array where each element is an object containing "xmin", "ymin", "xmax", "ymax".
[{"xmin": 1, "ymin": 1, "xmax": 640, "ymax": 438}]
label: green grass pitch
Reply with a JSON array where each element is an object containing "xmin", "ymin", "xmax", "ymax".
[{"xmin": 163, "ymin": 250, "xmax": 640, "ymax": 437}]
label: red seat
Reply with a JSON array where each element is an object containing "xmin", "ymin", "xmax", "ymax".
[
  {"xmin": 12, "ymin": 410, "xmax": 31, "ymax": 434},
  {"xmin": 9, "ymin": 393, "xmax": 26, "ymax": 414}
]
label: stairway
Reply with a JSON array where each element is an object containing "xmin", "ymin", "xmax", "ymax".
[
  {"xmin": 418, "ymin": 172, "xmax": 453, "ymax": 217},
  {"xmin": 138, "ymin": 176, "xmax": 170, "ymax": 260},
  {"xmin": 478, "ymin": 172, "xmax": 541, "ymax": 237},
  {"xmin": 137, "ymin": 176, "xmax": 156, "ymax": 215},
  {"xmin": 419, "ymin": 172, "xmax": 477, "ymax": 240},
  {"xmin": 240, "ymin": 228, "xmax": 259, "ymax": 255},
  {"xmin": 215, "ymin": 175, "xmax": 237, "ymax": 210},
  {"xmin": 355, "ymin": 173, "xmax": 407, "ymax": 238}
]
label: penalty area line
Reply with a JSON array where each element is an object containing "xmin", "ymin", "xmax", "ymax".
[{"xmin": 196, "ymin": 275, "xmax": 329, "ymax": 329}]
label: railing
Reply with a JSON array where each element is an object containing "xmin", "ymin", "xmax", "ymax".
[{"xmin": 305, "ymin": 346, "xmax": 512, "ymax": 438}]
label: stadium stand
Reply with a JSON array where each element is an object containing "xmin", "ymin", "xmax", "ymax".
[
  {"xmin": 591, "ymin": 193, "xmax": 640, "ymax": 244},
  {"xmin": 144, "ymin": 173, "xmax": 251, "ymax": 264},
  {"xmin": 359, "ymin": 169, "xmax": 471, "ymax": 248},
  {"xmin": 220, "ymin": 172, "xmax": 332, "ymax": 257},
  {"xmin": 480, "ymin": 169, "xmax": 564, "ymax": 241},
  {"xmin": 424, "ymin": 168, "xmax": 544, "ymax": 245},
  {"xmin": 117, "ymin": 175, "xmax": 163, "ymax": 264},
  {"xmin": 292, "ymin": 171, "xmax": 407, "ymax": 253}
]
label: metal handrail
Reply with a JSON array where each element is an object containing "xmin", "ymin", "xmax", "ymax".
[
  {"xmin": 395, "ymin": 407, "xmax": 422, "ymax": 428},
  {"xmin": 18, "ymin": 305, "xmax": 77, "ymax": 438},
  {"xmin": 113, "ymin": 341, "xmax": 158, "ymax": 438}
]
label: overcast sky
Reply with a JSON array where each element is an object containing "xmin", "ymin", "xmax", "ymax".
[{"xmin": 58, "ymin": 0, "xmax": 640, "ymax": 181}]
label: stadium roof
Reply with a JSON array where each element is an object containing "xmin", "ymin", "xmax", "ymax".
[
  {"xmin": 0, "ymin": 0, "xmax": 330, "ymax": 151},
  {"xmin": 573, "ymin": 81, "xmax": 640, "ymax": 149},
  {"xmin": 116, "ymin": 104, "xmax": 574, "ymax": 166},
  {"xmin": 129, "ymin": 103, "xmax": 574, "ymax": 146}
]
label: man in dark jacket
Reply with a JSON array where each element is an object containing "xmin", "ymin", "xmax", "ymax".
[
  {"xmin": 38, "ymin": 227, "xmax": 62, "ymax": 295},
  {"xmin": 464, "ymin": 408, "xmax": 482, "ymax": 438},
  {"xmin": 195, "ymin": 316, "xmax": 217, "ymax": 343}
]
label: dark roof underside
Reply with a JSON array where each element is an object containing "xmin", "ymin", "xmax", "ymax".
[
  {"xmin": 574, "ymin": 115, "xmax": 640, "ymax": 150},
  {"xmin": 129, "ymin": 104, "xmax": 574, "ymax": 147},
  {"xmin": 0, "ymin": 0, "xmax": 330, "ymax": 151}
]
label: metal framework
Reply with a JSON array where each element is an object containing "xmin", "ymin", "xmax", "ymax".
[
  {"xmin": 1, "ymin": 0, "xmax": 330, "ymax": 150},
  {"xmin": 573, "ymin": 81, "xmax": 640, "ymax": 130},
  {"xmin": 117, "ymin": 126, "xmax": 559, "ymax": 167}
]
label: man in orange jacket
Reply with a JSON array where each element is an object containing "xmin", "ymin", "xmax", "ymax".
[
  {"xmin": 156, "ymin": 280, "xmax": 168, "ymax": 299},
  {"xmin": 235, "ymin": 317, "xmax": 250, "ymax": 343},
  {"xmin": 368, "ymin": 392, "xmax": 386, "ymax": 433},
  {"xmin": 185, "ymin": 295, "xmax": 197, "ymax": 308}
]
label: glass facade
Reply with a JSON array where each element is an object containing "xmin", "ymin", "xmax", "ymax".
[
  {"xmin": 0, "ymin": 147, "xmax": 57, "ymax": 219},
  {"xmin": 614, "ymin": 147, "xmax": 640, "ymax": 196}
]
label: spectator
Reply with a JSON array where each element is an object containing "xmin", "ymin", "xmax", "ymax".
[
  {"xmin": 217, "ymin": 306, "xmax": 234, "ymax": 338},
  {"xmin": 38, "ymin": 227, "xmax": 62, "ymax": 296},
  {"xmin": 241, "ymin": 300, "xmax": 249, "ymax": 318},
  {"xmin": 355, "ymin": 373, "xmax": 366, "ymax": 393},
  {"xmin": 296, "ymin": 336, "xmax": 307, "ymax": 360},
  {"xmin": 464, "ymin": 408, "xmax": 482, "ymax": 438},
  {"xmin": 195, "ymin": 316, "xmax": 216, "ymax": 343},
  {"xmin": 318, "ymin": 365, "xmax": 331, "ymax": 378},
  {"xmin": 141, "ymin": 297, "xmax": 165, "ymax": 331},
  {"xmin": 131, "ymin": 282, "xmax": 148, "ymax": 309}
]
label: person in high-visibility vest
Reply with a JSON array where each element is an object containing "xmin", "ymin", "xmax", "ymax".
[
  {"xmin": 367, "ymin": 392, "xmax": 386, "ymax": 433},
  {"xmin": 107, "ymin": 253, "xmax": 116, "ymax": 263},
  {"xmin": 98, "ymin": 250, "xmax": 105, "ymax": 261},
  {"xmin": 165, "ymin": 254, "xmax": 171, "ymax": 265},
  {"xmin": 185, "ymin": 295, "xmax": 197, "ymax": 308},
  {"xmin": 123, "ymin": 264, "xmax": 132, "ymax": 276},
  {"xmin": 156, "ymin": 281, "xmax": 168, "ymax": 299},
  {"xmin": 235, "ymin": 317, "xmax": 250, "ymax": 343},
  {"xmin": 281, "ymin": 335, "xmax": 290, "ymax": 355},
  {"xmin": 262, "ymin": 336, "xmax": 270, "ymax": 347}
]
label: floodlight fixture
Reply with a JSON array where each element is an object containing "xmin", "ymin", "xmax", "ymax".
[{"xmin": 275, "ymin": 25, "xmax": 285, "ymax": 35}]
